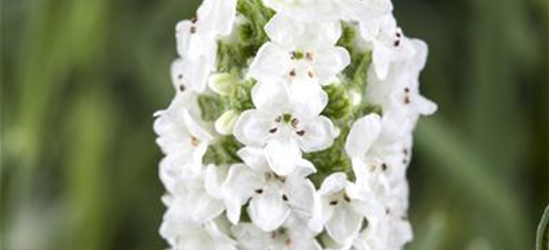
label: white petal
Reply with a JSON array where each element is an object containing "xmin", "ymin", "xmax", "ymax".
[
  {"xmin": 232, "ymin": 223, "xmax": 272, "ymax": 250},
  {"xmin": 182, "ymin": 108, "xmax": 213, "ymax": 142},
  {"xmin": 251, "ymin": 80, "xmax": 290, "ymax": 111},
  {"xmin": 345, "ymin": 114, "xmax": 381, "ymax": 158},
  {"xmin": 171, "ymin": 57, "xmax": 212, "ymax": 93},
  {"xmin": 264, "ymin": 137, "xmax": 302, "ymax": 176},
  {"xmin": 309, "ymin": 194, "xmax": 334, "ymax": 233},
  {"xmin": 249, "ymin": 43, "xmax": 291, "ymax": 81},
  {"xmin": 237, "ymin": 146, "xmax": 269, "ymax": 172},
  {"xmin": 415, "ymin": 95, "xmax": 438, "ymax": 115},
  {"xmin": 191, "ymin": 192, "xmax": 224, "ymax": 222},
  {"xmin": 345, "ymin": 0, "xmax": 392, "ymax": 22},
  {"xmin": 372, "ymin": 41, "xmax": 392, "ymax": 80},
  {"xmin": 314, "ymin": 47, "xmax": 351, "ymax": 85},
  {"xmin": 326, "ymin": 205, "xmax": 363, "ymax": 243},
  {"xmin": 249, "ymin": 188, "xmax": 291, "ymax": 231},
  {"xmin": 285, "ymin": 177, "xmax": 316, "ymax": 214},
  {"xmin": 295, "ymin": 159, "xmax": 317, "ymax": 177},
  {"xmin": 264, "ymin": 14, "xmax": 301, "ymax": 45},
  {"xmin": 205, "ymin": 164, "xmax": 226, "ymax": 199},
  {"xmin": 289, "ymin": 238, "xmax": 323, "ymax": 250},
  {"xmin": 175, "ymin": 21, "xmax": 193, "ymax": 57},
  {"xmin": 289, "ymin": 81, "xmax": 328, "ymax": 119},
  {"xmin": 222, "ymin": 164, "xmax": 264, "ymax": 224},
  {"xmin": 318, "ymin": 173, "xmax": 348, "ymax": 196},
  {"xmin": 297, "ymin": 116, "xmax": 335, "ymax": 153},
  {"xmin": 233, "ymin": 109, "xmax": 271, "ymax": 147},
  {"xmin": 197, "ymin": 0, "xmax": 237, "ymax": 36}
]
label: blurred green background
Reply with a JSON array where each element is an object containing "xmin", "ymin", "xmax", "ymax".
[{"xmin": 1, "ymin": 0, "xmax": 547, "ymax": 249}]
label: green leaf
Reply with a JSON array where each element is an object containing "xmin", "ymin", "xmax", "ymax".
[
  {"xmin": 537, "ymin": 204, "xmax": 549, "ymax": 250},
  {"xmin": 197, "ymin": 95, "xmax": 225, "ymax": 122}
]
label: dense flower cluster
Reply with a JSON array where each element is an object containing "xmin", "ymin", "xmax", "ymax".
[{"xmin": 154, "ymin": 0, "xmax": 436, "ymax": 249}]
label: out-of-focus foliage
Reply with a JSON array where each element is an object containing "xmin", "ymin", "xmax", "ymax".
[{"xmin": 0, "ymin": 0, "xmax": 547, "ymax": 249}]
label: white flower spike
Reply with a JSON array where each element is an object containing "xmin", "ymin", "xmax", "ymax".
[{"xmin": 155, "ymin": 0, "xmax": 436, "ymax": 249}]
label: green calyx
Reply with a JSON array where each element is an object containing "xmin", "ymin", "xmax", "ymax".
[{"xmin": 197, "ymin": 1, "xmax": 380, "ymax": 185}]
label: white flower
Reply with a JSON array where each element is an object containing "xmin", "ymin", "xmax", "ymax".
[
  {"xmin": 174, "ymin": 0, "xmax": 238, "ymax": 92},
  {"xmin": 366, "ymin": 38, "xmax": 437, "ymax": 116},
  {"xmin": 161, "ymin": 219, "xmax": 237, "ymax": 250},
  {"xmin": 359, "ymin": 15, "xmax": 416, "ymax": 80},
  {"xmin": 176, "ymin": 0, "xmax": 237, "ymax": 58},
  {"xmin": 233, "ymin": 215, "xmax": 322, "ymax": 250},
  {"xmin": 249, "ymin": 14, "xmax": 350, "ymax": 86},
  {"xmin": 262, "ymin": 0, "xmax": 391, "ymax": 23},
  {"xmin": 154, "ymin": 96, "xmax": 214, "ymax": 191},
  {"xmin": 233, "ymin": 83, "xmax": 335, "ymax": 176},
  {"xmin": 171, "ymin": 57, "xmax": 213, "ymax": 93},
  {"xmin": 161, "ymin": 166, "xmax": 225, "ymax": 225},
  {"xmin": 309, "ymin": 173, "xmax": 383, "ymax": 244},
  {"xmin": 221, "ymin": 147, "xmax": 317, "ymax": 231},
  {"xmin": 345, "ymin": 113, "xmax": 413, "ymax": 187}
]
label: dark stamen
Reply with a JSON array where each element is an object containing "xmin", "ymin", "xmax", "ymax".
[
  {"xmin": 329, "ymin": 200, "xmax": 338, "ymax": 206},
  {"xmin": 289, "ymin": 69, "xmax": 296, "ymax": 77},
  {"xmin": 255, "ymin": 189, "xmax": 263, "ymax": 194},
  {"xmin": 269, "ymin": 127, "xmax": 278, "ymax": 134},
  {"xmin": 296, "ymin": 130, "xmax": 306, "ymax": 136},
  {"xmin": 343, "ymin": 194, "xmax": 351, "ymax": 203}
]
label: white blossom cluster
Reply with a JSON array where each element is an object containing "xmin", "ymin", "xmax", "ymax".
[{"xmin": 154, "ymin": 0, "xmax": 437, "ymax": 249}]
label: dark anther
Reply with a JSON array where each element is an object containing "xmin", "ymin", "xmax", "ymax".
[
  {"xmin": 289, "ymin": 69, "xmax": 296, "ymax": 77},
  {"xmin": 191, "ymin": 16, "xmax": 198, "ymax": 23},
  {"xmin": 343, "ymin": 194, "xmax": 351, "ymax": 203},
  {"xmin": 275, "ymin": 116, "xmax": 282, "ymax": 123},
  {"xmin": 308, "ymin": 71, "xmax": 314, "ymax": 78},
  {"xmin": 404, "ymin": 87, "xmax": 410, "ymax": 93},
  {"xmin": 404, "ymin": 96, "xmax": 410, "ymax": 104},
  {"xmin": 269, "ymin": 127, "xmax": 278, "ymax": 134},
  {"xmin": 282, "ymin": 194, "xmax": 288, "ymax": 201},
  {"xmin": 381, "ymin": 163, "xmax": 387, "ymax": 171},
  {"xmin": 396, "ymin": 32, "xmax": 402, "ymax": 38},
  {"xmin": 179, "ymin": 84, "xmax": 186, "ymax": 92},
  {"xmin": 296, "ymin": 130, "xmax": 306, "ymax": 136},
  {"xmin": 191, "ymin": 137, "xmax": 199, "ymax": 147},
  {"xmin": 329, "ymin": 200, "xmax": 338, "ymax": 206},
  {"xmin": 306, "ymin": 52, "xmax": 313, "ymax": 61},
  {"xmin": 290, "ymin": 118, "xmax": 299, "ymax": 128},
  {"xmin": 190, "ymin": 26, "xmax": 197, "ymax": 34},
  {"xmin": 255, "ymin": 189, "xmax": 264, "ymax": 194},
  {"xmin": 290, "ymin": 51, "xmax": 297, "ymax": 60},
  {"xmin": 394, "ymin": 40, "xmax": 400, "ymax": 47}
]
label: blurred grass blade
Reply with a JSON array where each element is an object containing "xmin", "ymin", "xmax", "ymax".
[
  {"xmin": 416, "ymin": 118, "xmax": 529, "ymax": 249},
  {"xmin": 408, "ymin": 212, "xmax": 447, "ymax": 250},
  {"xmin": 537, "ymin": 204, "xmax": 549, "ymax": 250}
]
